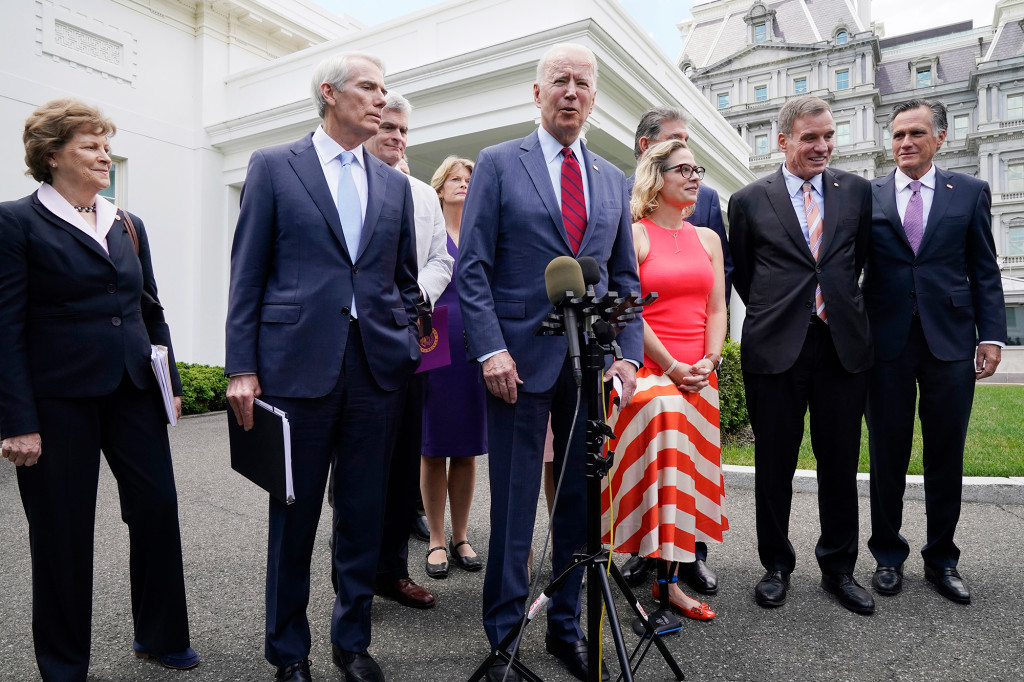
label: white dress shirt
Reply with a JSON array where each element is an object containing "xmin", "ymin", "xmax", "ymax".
[
  {"xmin": 38, "ymin": 182, "xmax": 116, "ymax": 253},
  {"xmin": 536, "ymin": 126, "xmax": 591, "ymax": 218},
  {"xmin": 408, "ymin": 175, "xmax": 453, "ymax": 307},
  {"xmin": 780, "ymin": 164, "xmax": 824, "ymax": 248},
  {"xmin": 894, "ymin": 164, "xmax": 936, "ymax": 229}
]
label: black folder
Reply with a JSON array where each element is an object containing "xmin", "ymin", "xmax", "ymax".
[{"xmin": 228, "ymin": 398, "xmax": 294, "ymax": 504}]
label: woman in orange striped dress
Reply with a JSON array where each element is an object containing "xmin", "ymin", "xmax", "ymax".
[{"xmin": 602, "ymin": 139, "xmax": 728, "ymax": 620}]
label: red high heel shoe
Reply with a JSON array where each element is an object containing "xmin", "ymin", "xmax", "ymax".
[{"xmin": 652, "ymin": 581, "xmax": 716, "ymax": 620}]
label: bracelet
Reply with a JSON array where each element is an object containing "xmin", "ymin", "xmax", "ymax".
[
  {"xmin": 664, "ymin": 359, "xmax": 679, "ymax": 375},
  {"xmin": 703, "ymin": 353, "xmax": 721, "ymax": 371}
]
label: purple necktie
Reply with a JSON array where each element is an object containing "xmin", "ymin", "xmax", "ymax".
[{"xmin": 904, "ymin": 180, "xmax": 923, "ymax": 254}]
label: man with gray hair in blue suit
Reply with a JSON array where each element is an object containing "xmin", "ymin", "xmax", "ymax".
[{"xmin": 458, "ymin": 42, "xmax": 642, "ymax": 682}]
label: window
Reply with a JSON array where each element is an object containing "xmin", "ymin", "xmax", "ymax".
[
  {"xmin": 916, "ymin": 67, "xmax": 931, "ymax": 88},
  {"xmin": 755, "ymin": 134, "xmax": 769, "ymax": 155},
  {"xmin": 755, "ymin": 85, "xmax": 768, "ymax": 102},
  {"xmin": 836, "ymin": 121, "xmax": 851, "ymax": 146},
  {"xmin": 1010, "ymin": 225, "xmax": 1024, "ymax": 255},
  {"xmin": 794, "ymin": 77, "xmax": 807, "ymax": 94},
  {"xmin": 953, "ymin": 115, "xmax": 969, "ymax": 140},
  {"xmin": 882, "ymin": 127, "xmax": 891, "ymax": 147},
  {"xmin": 98, "ymin": 158, "xmax": 122, "ymax": 206},
  {"xmin": 835, "ymin": 30, "xmax": 849, "ymax": 45},
  {"xmin": 754, "ymin": 22, "xmax": 767, "ymax": 43},
  {"xmin": 835, "ymin": 70, "xmax": 850, "ymax": 90},
  {"xmin": 1007, "ymin": 306, "xmax": 1023, "ymax": 346},
  {"xmin": 1009, "ymin": 163, "xmax": 1024, "ymax": 193},
  {"xmin": 1009, "ymin": 94, "xmax": 1024, "ymax": 120},
  {"xmin": 717, "ymin": 93, "xmax": 730, "ymax": 109}
]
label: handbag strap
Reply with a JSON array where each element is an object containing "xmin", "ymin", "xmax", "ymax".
[{"xmin": 121, "ymin": 210, "xmax": 140, "ymax": 255}]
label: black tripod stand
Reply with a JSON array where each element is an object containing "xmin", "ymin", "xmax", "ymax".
[{"xmin": 468, "ymin": 288, "xmax": 685, "ymax": 682}]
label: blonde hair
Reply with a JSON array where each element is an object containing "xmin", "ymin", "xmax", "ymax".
[
  {"xmin": 430, "ymin": 156, "xmax": 474, "ymax": 206},
  {"xmin": 630, "ymin": 139, "xmax": 689, "ymax": 221},
  {"xmin": 23, "ymin": 98, "xmax": 115, "ymax": 183}
]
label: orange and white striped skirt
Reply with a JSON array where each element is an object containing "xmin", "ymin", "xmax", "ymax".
[{"xmin": 601, "ymin": 367, "xmax": 728, "ymax": 562}]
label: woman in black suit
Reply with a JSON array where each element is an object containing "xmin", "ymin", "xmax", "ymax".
[{"xmin": 0, "ymin": 99, "xmax": 198, "ymax": 681}]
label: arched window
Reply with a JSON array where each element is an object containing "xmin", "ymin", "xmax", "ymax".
[{"xmin": 835, "ymin": 30, "xmax": 849, "ymax": 45}]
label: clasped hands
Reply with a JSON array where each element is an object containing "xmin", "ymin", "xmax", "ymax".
[{"xmin": 666, "ymin": 357, "xmax": 714, "ymax": 393}]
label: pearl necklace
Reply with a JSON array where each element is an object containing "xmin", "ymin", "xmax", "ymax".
[{"xmin": 73, "ymin": 204, "xmax": 97, "ymax": 213}]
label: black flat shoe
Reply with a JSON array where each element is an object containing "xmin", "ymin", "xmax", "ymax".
[
  {"xmin": 821, "ymin": 573, "xmax": 875, "ymax": 615},
  {"xmin": 332, "ymin": 646, "xmax": 384, "ymax": 682},
  {"xmin": 679, "ymin": 559, "xmax": 718, "ymax": 595},
  {"xmin": 872, "ymin": 564, "xmax": 904, "ymax": 595},
  {"xmin": 754, "ymin": 570, "xmax": 790, "ymax": 608},
  {"xmin": 275, "ymin": 659, "xmax": 311, "ymax": 682},
  {"xmin": 924, "ymin": 565, "xmax": 971, "ymax": 604},
  {"xmin": 449, "ymin": 539, "xmax": 483, "ymax": 571},
  {"xmin": 425, "ymin": 545, "xmax": 449, "ymax": 579}
]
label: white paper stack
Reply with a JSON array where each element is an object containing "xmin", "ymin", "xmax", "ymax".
[{"xmin": 150, "ymin": 344, "xmax": 177, "ymax": 426}]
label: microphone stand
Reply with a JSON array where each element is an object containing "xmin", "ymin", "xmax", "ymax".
[{"xmin": 467, "ymin": 289, "xmax": 685, "ymax": 682}]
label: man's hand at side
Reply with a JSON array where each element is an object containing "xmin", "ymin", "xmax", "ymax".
[
  {"xmin": 482, "ymin": 351, "xmax": 523, "ymax": 404},
  {"xmin": 227, "ymin": 374, "xmax": 263, "ymax": 430},
  {"xmin": 605, "ymin": 360, "xmax": 638, "ymax": 406}
]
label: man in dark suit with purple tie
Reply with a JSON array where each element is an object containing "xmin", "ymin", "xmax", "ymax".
[
  {"xmin": 225, "ymin": 52, "xmax": 420, "ymax": 682},
  {"xmin": 864, "ymin": 99, "xmax": 1005, "ymax": 605}
]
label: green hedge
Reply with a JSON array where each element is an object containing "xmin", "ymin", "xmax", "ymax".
[
  {"xmin": 177, "ymin": 363, "xmax": 228, "ymax": 415},
  {"xmin": 718, "ymin": 338, "xmax": 748, "ymax": 435}
]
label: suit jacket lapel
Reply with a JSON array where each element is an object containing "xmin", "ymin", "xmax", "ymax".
[
  {"xmin": 287, "ymin": 135, "xmax": 350, "ymax": 259},
  {"xmin": 358, "ymin": 150, "xmax": 388, "ymax": 262},
  {"xmin": 819, "ymin": 168, "xmax": 840, "ymax": 257},
  {"xmin": 31, "ymin": 196, "xmax": 112, "ymax": 264},
  {"xmin": 764, "ymin": 169, "xmax": 813, "ymax": 263},
  {"xmin": 579, "ymin": 143, "xmax": 601, "ymax": 254},
  {"xmin": 921, "ymin": 166, "xmax": 953, "ymax": 255},
  {"xmin": 873, "ymin": 172, "xmax": 911, "ymax": 252},
  {"xmin": 519, "ymin": 132, "xmax": 570, "ymax": 251}
]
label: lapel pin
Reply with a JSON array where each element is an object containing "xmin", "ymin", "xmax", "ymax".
[
  {"xmin": 946, "ymin": 184, "xmax": 953, "ymax": 189},
  {"xmin": 834, "ymin": 182, "xmax": 839, "ymax": 187},
  {"xmin": 114, "ymin": 215, "xmax": 121, "ymax": 221},
  {"xmin": 593, "ymin": 164, "xmax": 598, "ymax": 171}
]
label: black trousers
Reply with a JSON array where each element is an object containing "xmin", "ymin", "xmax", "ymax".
[
  {"xmin": 376, "ymin": 371, "xmax": 427, "ymax": 583},
  {"xmin": 17, "ymin": 373, "xmax": 190, "ymax": 682},
  {"xmin": 744, "ymin": 319, "xmax": 867, "ymax": 575},
  {"xmin": 866, "ymin": 316, "xmax": 975, "ymax": 569}
]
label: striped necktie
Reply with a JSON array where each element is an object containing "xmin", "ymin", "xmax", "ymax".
[
  {"xmin": 803, "ymin": 181, "xmax": 827, "ymax": 323},
  {"xmin": 560, "ymin": 147, "xmax": 587, "ymax": 254}
]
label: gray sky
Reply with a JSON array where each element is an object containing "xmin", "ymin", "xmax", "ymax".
[{"xmin": 313, "ymin": 0, "xmax": 1000, "ymax": 57}]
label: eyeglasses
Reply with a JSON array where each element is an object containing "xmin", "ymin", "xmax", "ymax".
[{"xmin": 664, "ymin": 164, "xmax": 705, "ymax": 180}]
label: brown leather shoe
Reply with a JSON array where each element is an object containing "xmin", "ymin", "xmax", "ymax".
[{"xmin": 378, "ymin": 577, "xmax": 435, "ymax": 609}]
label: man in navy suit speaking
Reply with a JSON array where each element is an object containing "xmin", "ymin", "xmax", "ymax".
[
  {"xmin": 864, "ymin": 99, "xmax": 1005, "ymax": 605},
  {"xmin": 225, "ymin": 52, "xmax": 420, "ymax": 682},
  {"xmin": 458, "ymin": 43, "xmax": 642, "ymax": 682}
]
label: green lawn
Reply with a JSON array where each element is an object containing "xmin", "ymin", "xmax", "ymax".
[{"xmin": 722, "ymin": 384, "xmax": 1024, "ymax": 477}]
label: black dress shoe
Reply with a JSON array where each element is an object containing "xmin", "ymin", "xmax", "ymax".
[
  {"xmin": 620, "ymin": 554, "xmax": 654, "ymax": 587},
  {"xmin": 377, "ymin": 578, "xmax": 435, "ymax": 609},
  {"xmin": 412, "ymin": 514, "xmax": 430, "ymax": 542},
  {"xmin": 332, "ymin": 646, "xmax": 384, "ymax": 682},
  {"xmin": 872, "ymin": 565, "xmax": 904, "ymax": 595},
  {"xmin": 449, "ymin": 539, "xmax": 483, "ymax": 571},
  {"xmin": 754, "ymin": 570, "xmax": 790, "ymax": 608},
  {"xmin": 924, "ymin": 565, "xmax": 971, "ymax": 604},
  {"xmin": 485, "ymin": 660, "xmax": 523, "ymax": 682},
  {"xmin": 679, "ymin": 559, "xmax": 718, "ymax": 595},
  {"xmin": 821, "ymin": 573, "xmax": 875, "ymax": 615},
  {"xmin": 276, "ymin": 659, "xmax": 311, "ymax": 682},
  {"xmin": 545, "ymin": 635, "xmax": 609, "ymax": 681}
]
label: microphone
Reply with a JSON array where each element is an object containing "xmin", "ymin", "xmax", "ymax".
[
  {"xmin": 577, "ymin": 256, "xmax": 601, "ymax": 296},
  {"xmin": 544, "ymin": 256, "xmax": 586, "ymax": 387}
]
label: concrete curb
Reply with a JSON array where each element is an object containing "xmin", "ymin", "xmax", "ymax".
[{"xmin": 723, "ymin": 464, "xmax": 1024, "ymax": 505}]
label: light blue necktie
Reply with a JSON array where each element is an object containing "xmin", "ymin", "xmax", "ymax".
[
  {"xmin": 337, "ymin": 150, "xmax": 362, "ymax": 318},
  {"xmin": 337, "ymin": 151, "xmax": 363, "ymax": 257}
]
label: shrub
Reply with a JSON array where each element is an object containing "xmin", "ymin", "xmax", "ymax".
[
  {"xmin": 177, "ymin": 362, "xmax": 229, "ymax": 415},
  {"xmin": 718, "ymin": 338, "xmax": 748, "ymax": 435}
]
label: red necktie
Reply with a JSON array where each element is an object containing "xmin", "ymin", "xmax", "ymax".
[{"xmin": 560, "ymin": 148, "xmax": 587, "ymax": 254}]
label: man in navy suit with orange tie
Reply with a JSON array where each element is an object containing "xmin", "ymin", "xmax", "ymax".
[
  {"xmin": 458, "ymin": 43, "xmax": 642, "ymax": 682},
  {"xmin": 225, "ymin": 52, "xmax": 420, "ymax": 682},
  {"xmin": 864, "ymin": 99, "xmax": 1005, "ymax": 605}
]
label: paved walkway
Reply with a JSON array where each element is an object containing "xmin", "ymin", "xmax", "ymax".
[{"xmin": 1, "ymin": 412, "xmax": 1022, "ymax": 681}]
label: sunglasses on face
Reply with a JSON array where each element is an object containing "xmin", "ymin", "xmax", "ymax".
[{"xmin": 663, "ymin": 164, "xmax": 705, "ymax": 180}]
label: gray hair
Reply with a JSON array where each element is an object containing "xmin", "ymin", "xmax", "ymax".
[
  {"xmin": 778, "ymin": 95, "xmax": 832, "ymax": 136},
  {"xmin": 889, "ymin": 99, "xmax": 947, "ymax": 136},
  {"xmin": 384, "ymin": 92, "xmax": 412, "ymax": 116},
  {"xmin": 633, "ymin": 106, "xmax": 691, "ymax": 159},
  {"xmin": 310, "ymin": 52, "xmax": 386, "ymax": 119},
  {"xmin": 535, "ymin": 43, "xmax": 598, "ymax": 86}
]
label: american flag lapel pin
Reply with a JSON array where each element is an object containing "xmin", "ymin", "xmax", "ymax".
[{"xmin": 946, "ymin": 184, "xmax": 953, "ymax": 189}]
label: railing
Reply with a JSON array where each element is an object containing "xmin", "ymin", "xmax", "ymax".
[
  {"xmin": 1000, "ymin": 119, "xmax": 1024, "ymax": 129},
  {"xmin": 999, "ymin": 254, "xmax": 1024, "ymax": 267},
  {"xmin": 994, "ymin": 192, "xmax": 1024, "ymax": 202}
]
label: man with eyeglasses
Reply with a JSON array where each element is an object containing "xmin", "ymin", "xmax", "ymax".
[
  {"xmin": 620, "ymin": 106, "xmax": 733, "ymax": 594},
  {"xmin": 728, "ymin": 95, "xmax": 875, "ymax": 616}
]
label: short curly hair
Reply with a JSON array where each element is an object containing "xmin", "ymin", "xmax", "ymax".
[
  {"xmin": 630, "ymin": 139, "xmax": 690, "ymax": 221},
  {"xmin": 429, "ymin": 156, "xmax": 474, "ymax": 207},
  {"xmin": 23, "ymin": 98, "xmax": 116, "ymax": 183}
]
